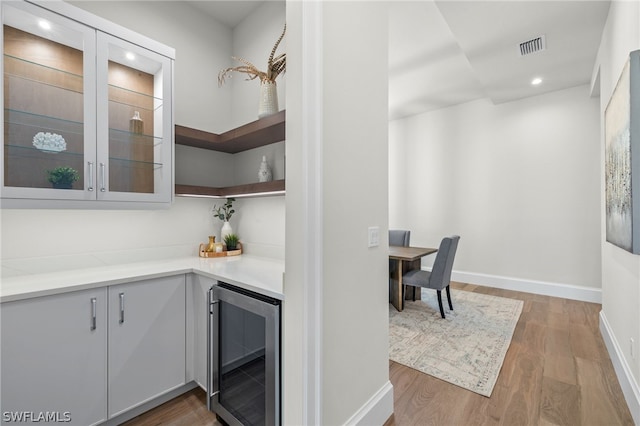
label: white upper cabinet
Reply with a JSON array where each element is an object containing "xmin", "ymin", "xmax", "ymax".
[{"xmin": 1, "ymin": 0, "xmax": 174, "ymax": 208}]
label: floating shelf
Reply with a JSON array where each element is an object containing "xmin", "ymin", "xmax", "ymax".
[
  {"xmin": 175, "ymin": 179, "xmax": 285, "ymax": 198},
  {"xmin": 175, "ymin": 110, "xmax": 285, "ymax": 154},
  {"xmin": 174, "ymin": 111, "xmax": 286, "ymax": 197}
]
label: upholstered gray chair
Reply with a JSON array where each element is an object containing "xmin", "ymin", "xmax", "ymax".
[
  {"xmin": 389, "ymin": 230, "xmax": 410, "ymax": 300},
  {"xmin": 403, "ymin": 235, "xmax": 460, "ymax": 318},
  {"xmin": 389, "ymin": 229, "xmax": 411, "ymax": 248}
]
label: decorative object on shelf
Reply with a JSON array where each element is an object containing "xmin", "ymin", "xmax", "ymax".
[
  {"xmin": 221, "ymin": 221, "xmax": 233, "ymax": 242},
  {"xmin": 213, "ymin": 197, "xmax": 236, "ymax": 240},
  {"xmin": 33, "ymin": 132, "xmax": 66, "ymax": 153},
  {"xmin": 129, "ymin": 111, "xmax": 144, "ymax": 134},
  {"xmin": 46, "ymin": 166, "xmax": 79, "ymax": 189},
  {"xmin": 198, "ymin": 240, "xmax": 242, "ymax": 258},
  {"xmin": 205, "ymin": 236, "xmax": 217, "ymax": 252},
  {"xmin": 224, "ymin": 233, "xmax": 239, "ymax": 251},
  {"xmin": 259, "ymin": 81, "xmax": 278, "ymax": 118},
  {"xmin": 258, "ymin": 155, "xmax": 273, "ymax": 182},
  {"xmin": 218, "ymin": 24, "xmax": 286, "ymax": 118}
]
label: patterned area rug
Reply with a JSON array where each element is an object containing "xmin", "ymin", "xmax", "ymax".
[{"xmin": 389, "ymin": 289, "xmax": 523, "ymax": 397}]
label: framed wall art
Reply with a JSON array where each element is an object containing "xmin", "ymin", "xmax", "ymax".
[{"xmin": 605, "ymin": 50, "xmax": 640, "ymax": 254}]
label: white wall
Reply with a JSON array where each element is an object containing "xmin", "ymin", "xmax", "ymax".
[
  {"xmin": 323, "ymin": 2, "xmax": 391, "ymax": 424},
  {"xmin": 390, "ymin": 85, "xmax": 601, "ymax": 294},
  {"xmin": 594, "ymin": 1, "xmax": 640, "ymax": 422},
  {"xmin": 285, "ymin": 1, "xmax": 392, "ymax": 425},
  {"xmin": 1, "ymin": 196, "xmax": 215, "ymax": 272},
  {"xmin": 229, "ymin": 1, "xmax": 286, "ymax": 130}
]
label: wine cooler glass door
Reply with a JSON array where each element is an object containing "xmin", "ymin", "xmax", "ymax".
[{"xmin": 210, "ymin": 284, "xmax": 280, "ymax": 426}]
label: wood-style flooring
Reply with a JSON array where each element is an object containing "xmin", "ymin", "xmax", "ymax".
[
  {"xmin": 124, "ymin": 282, "xmax": 634, "ymax": 426},
  {"xmin": 385, "ymin": 282, "xmax": 634, "ymax": 426}
]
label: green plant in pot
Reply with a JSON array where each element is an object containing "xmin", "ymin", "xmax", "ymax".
[
  {"xmin": 46, "ymin": 166, "xmax": 79, "ymax": 189},
  {"xmin": 224, "ymin": 233, "xmax": 240, "ymax": 251}
]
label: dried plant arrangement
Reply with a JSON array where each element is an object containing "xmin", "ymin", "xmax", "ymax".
[{"xmin": 218, "ymin": 24, "xmax": 286, "ymax": 85}]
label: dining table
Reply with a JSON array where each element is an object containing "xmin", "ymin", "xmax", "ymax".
[{"xmin": 389, "ymin": 245, "xmax": 438, "ymax": 311}]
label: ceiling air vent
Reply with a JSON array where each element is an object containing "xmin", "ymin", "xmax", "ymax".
[{"xmin": 519, "ymin": 35, "xmax": 546, "ymax": 56}]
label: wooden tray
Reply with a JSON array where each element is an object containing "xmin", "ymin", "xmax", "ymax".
[{"xmin": 198, "ymin": 242, "xmax": 242, "ymax": 258}]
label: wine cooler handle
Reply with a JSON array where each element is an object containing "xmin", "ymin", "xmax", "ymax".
[
  {"xmin": 119, "ymin": 292, "xmax": 125, "ymax": 324},
  {"xmin": 87, "ymin": 162, "xmax": 94, "ymax": 192},
  {"xmin": 90, "ymin": 297, "xmax": 97, "ymax": 331},
  {"xmin": 207, "ymin": 288, "xmax": 213, "ymax": 411},
  {"xmin": 99, "ymin": 162, "xmax": 106, "ymax": 192}
]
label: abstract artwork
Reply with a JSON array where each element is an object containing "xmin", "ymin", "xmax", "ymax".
[{"xmin": 605, "ymin": 50, "xmax": 640, "ymax": 254}]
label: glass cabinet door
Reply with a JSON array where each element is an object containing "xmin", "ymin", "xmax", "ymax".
[
  {"xmin": 1, "ymin": 1, "xmax": 96, "ymax": 201},
  {"xmin": 96, "ymin": 33, "xmax": 172, "ymax": 203}
]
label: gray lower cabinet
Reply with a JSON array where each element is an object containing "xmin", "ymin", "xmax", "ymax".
[
  {"xmin": 187, "ymin": 274, "xmax": 213, "ymax": 390},
  {"xmin": 108, "ymin": 275, "xmax": 186, "ymax": 417},
  {"xmin": 0, "ymin": 288, "xmax": 108, "ymax": 426}
]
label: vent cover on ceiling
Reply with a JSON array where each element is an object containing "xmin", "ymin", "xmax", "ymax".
[{"xmin": 519, "ymin": 35, "xmax": 546, "ymax": 56}]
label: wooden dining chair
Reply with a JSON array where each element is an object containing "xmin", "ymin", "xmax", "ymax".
[{"xmin": 402, "ymin": 235, "xmax": 460, "ymax": 318}]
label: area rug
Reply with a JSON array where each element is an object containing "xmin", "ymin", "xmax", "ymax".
[{"xmin": 389, "ymin": 289, "xmax": 523, "ymax": 397}]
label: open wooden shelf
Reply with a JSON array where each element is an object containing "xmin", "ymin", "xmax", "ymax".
[
  {"xmin": 175, "ymin": 110, "xmax": 285, "ymax": 153},
  {"xmin": 175, "ymin": 179, "xmax": 285, "ymax": 198},
  {"xmin": 174, "ymin": 111, "xmax": 285, "ymax": 197}
]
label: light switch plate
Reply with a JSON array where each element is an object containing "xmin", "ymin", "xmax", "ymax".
[{"xmin": 368, "ymin": 226, "xmax": 380, "ymax": 247}]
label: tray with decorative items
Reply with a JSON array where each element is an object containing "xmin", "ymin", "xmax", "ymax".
[{"xmin": 198, "ymin": 235, "xmax": 242, "ymax": 258}]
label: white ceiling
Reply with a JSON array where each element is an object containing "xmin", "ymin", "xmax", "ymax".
[
  {"xmin": 184, "ymin": 1, "xmax": 264, "ymax": 28},
  {"xmin": 184, "ymin": 0, "xmax": 611, "ymax": 121}
]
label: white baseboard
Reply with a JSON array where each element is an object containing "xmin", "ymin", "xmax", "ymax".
[
  {"xmin": 344, "ymin": 381, "xmax": 394, "ymax": 426},
  {"xmin": 442, "ymin": 269, "xmax": 602, "ymax": 303},
  {"xmin": 599, "ymin": 312, "xmax": 640, "ymax": 424}
]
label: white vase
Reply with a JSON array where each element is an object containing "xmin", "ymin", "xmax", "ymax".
[
  {"xmin": 221, "ymin": 221, "xmax": 233, "ymax": 242},
  {"xmin": 258, "ymin": 80, "xmax": 278, "ymax": 118},
  {"xmin": 258, "ymin": 155, "xmax": 273, "ymax": 182}
]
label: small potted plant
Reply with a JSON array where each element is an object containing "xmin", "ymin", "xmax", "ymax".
[
  {"xmin": 46, "ymin": 166, "xmax": 79, "ymax": 189},
  {"xmin": 224, "ymin": 233, "xmax": 240, "ymax": 251}
]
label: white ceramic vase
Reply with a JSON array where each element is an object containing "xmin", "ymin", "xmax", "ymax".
[
  {"xmin": 258, "ymin": 155, "xmax": 273, "ymax": 182},
  {"xmin": 221, "ymin": 221, "xmax": 233, "ymax": 242},
  {"xmin": 258, "ymin": 80, "xmax": 278, "ymax": 118}
]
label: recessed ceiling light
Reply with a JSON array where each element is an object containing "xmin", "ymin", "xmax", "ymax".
[
  {"xmin": 125, "ymin": 52, "xmax": 136, "ymax": 61},
  {"xmin": 531, "ymin": 77, "xmax": 543, "ymax": 86},
  {"xmin": 38, "ymin": 20, "xmax": 51, "ymax": 30}
]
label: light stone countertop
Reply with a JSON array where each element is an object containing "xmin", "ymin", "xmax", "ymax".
[{"xmin": 0, "ymin": 254, "xmax": 284, "ymax": 303}]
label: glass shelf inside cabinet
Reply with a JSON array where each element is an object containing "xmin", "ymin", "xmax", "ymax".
[
  {"xmin": 108, "ymin": 157, "xmax": 163, "ymax": 194},
  {"xmin": 3, "ymin": 110, "xmax": 85, "ymax": 189},
  {"xmin": 108, "ymin": 84, "xmax": 162, "ymax": 110},
  {"xmin": 4, "ymin": 109, "xmax": 84, "ymax": 158},
  {"xmin": 108, "ymin": 128, "xmax": 163, "ymax": 147},
  {"xmin": 109, "ymin": 157, "xmax": 164, "ymax": 169},
  {"xmin": 4, "ymin": 54, "xmax": 83, "ymax": 91}
]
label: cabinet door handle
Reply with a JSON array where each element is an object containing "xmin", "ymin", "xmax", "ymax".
[
  {"xmin": 99, "ymin": 163, "xmax": 106, "ymax": 192},
  {"xmin": 119, "ymin": 292, "xmax": 125, "ymax": 324},
  {"xmin": 90, "ymin": 297, "xmax": 97, "ymax": 330},
  {"xmin": 87, "ymin": 162, "xmax": 95, "ymax": 192}
]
